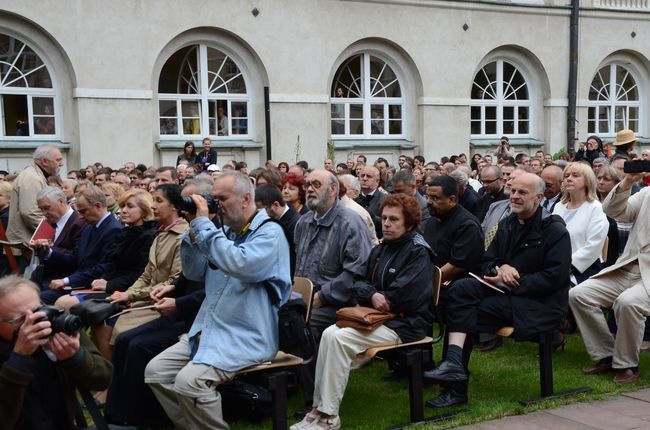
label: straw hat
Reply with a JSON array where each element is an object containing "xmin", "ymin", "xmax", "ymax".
[{"xmin": 614, "ymin": 129, "xmax": 636, "ymax": 146}]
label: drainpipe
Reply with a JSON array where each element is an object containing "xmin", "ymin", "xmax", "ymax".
[
  {"xmin": 567, "ymin": 0, "xmax": 580, "ymax": 153},
  {"xmin": 264, "ymin": 86, "xmax": 272, "ymax": 161}
]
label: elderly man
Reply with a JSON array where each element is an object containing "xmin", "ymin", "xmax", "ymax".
[
  {"xmin": 355, "ymin": 165, "xmax": 386, "ymax": 238},
  {"xmin": 570, "ymin": 168, "xmax": 650, "ymax": 384},
  {"xmin": 145, "ymin": 172, "xmax": 291, "ymax": 429},
  {"xmin": 0, "ymin": 275, "xmax": 112, "ymax": 429},
  {"xmin": 540, "ymin": 164, "xmax": 563, "ymax": 212},
  {"xmin": 40, "ymin": 186, "xmax": 122, "ymax": 304},
  {"xmin": 113, "ymin": 173, "xmax": 131, "ymax": 191},
  {"xmin": 294, "ymin": 169, "xmax": 372, "ymax": 406},
  {"xmin": 424, "ymin": 173, "xmax": 571, "ymax": 407},
  {"xmin": 449, "ymin": 169, "xmax": 479, "ymax": 217},
  {"xmin": 31, "ymin": 187, "xmax": 87, "ymax": 286},
  {"xmin": 7, "ymin": 144, "xmax": 64, "ymax": 267},
  {"xmin": 338, "ymin": 174, "xmax": 379, "ymax": 246},
  {"xmin": 391, "ymin": 169, "xmax": 430, "ymax": 231}
]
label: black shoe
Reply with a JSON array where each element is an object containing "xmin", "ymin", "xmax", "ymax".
[
  {"xmin": 426, "ymin": 388, "xmax": 468, "ymax": 408},
  {"xmin": 423, "ymin": 360, "xmax": 468, "ymax": 383}
]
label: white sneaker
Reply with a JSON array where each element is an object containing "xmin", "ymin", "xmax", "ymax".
[
  {"xmin": 289, "ymin": 409, "xmax": 319, "ymax": 430},
  {"xmin": 307, "ymin": 415, "xmax": 341, "ymax": 430}
]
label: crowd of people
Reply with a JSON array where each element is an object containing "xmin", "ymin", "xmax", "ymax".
[{"xmin": 0, "ymin": 128, "xmax": 649, "ymax": 430}]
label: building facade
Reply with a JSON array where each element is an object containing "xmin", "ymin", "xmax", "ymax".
[{"xmin": 0, "ymin": 0, "xmax": 648, "ymax": 172}]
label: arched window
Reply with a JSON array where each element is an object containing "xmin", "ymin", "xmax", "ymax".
[
  {"xmin": 0, "ymin": 34, "xmax": 56, "ymax": 138},
  {"xmin": 588, "ymin": 64, "xmax": 640, "ymax": 135},
  {"xmin": 158, "ymin": 44, "xmax": 249, "ymax": 138},
  {"xmin": 471, "ymin": 60, "xmax": 530, "ymax": 137},
  {"xmin": 330, "ymin": 54, "xmax": 403, "ymax": 137}
]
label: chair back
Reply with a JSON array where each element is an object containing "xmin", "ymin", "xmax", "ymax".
[{"xmin": 291, "ymin": 277, "xmax": 314, "ymax": 323}]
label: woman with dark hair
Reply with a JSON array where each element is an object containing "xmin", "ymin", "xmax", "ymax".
[
  {"xmin": 291, "ymin": 194, "xmax": 434, "ymax": 430},
  {"xmin": 282, "ymin": 172, "xmax": 308, "ymax": 215},
  {"xmin": 470, "ymin": 153, "xmax": 482, "ymax": 178},
  {"xmin": 278, "ymin": 161, "xmax": 290, "ymax": 174},
  {"xmin": 176, "ymin": 141, "xmax": 198, "ymax": 166}
]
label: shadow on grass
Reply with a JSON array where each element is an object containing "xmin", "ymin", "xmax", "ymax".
[{"xmin": 230, "ymin": 333, "xmax": 650, "ymax": 429}]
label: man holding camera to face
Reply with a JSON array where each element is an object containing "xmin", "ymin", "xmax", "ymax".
[
  {"xmin": 145, "ymin": 172, "xmax": 292, "ymax": 429},
  {"xmin": 0, "ymin": 275, "xmax": 112, "ymax": 430}
]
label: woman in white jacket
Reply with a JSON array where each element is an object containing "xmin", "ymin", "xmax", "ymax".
[{"xmin": 553, "ymin": 161, "xmax": 609, "ymax": 285}]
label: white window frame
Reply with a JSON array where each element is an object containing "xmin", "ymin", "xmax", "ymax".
[
  {"xmin": 158, "ymin": 44, "xmax": 250, "ymax": 140},
  {"xmin": 587, "ymin": 63, "xmax": 641, "ymax": 136},
  {"xmin": 0, "ymin": 34, "xmax": 57, "ymax": 139},
  {"xmin": 330, "ymin": 53, "xmax": 404, "ymax": 138},
  {"xmin": 470, "ymin": 59, "xmax": 531, "ymax": 138}
]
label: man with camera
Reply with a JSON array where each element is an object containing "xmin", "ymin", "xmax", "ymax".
[
  {"xmin": 570, "ymin": 167, "xmax": 650, "ymax": 384},
  {"xmin": 0, "ymin": 275, "xmax": 112, "ymax": 429},
  {"xmin": 145, "ymin": 172, "xmax": 292, "ymax": 429}
]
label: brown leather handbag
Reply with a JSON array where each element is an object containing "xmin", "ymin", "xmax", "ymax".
[{"xmin": 335, "ymin": 306, "xmax": 397, "ymax": 332}]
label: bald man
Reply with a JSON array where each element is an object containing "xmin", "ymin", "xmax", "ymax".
[{"xmin": 423, "ymin": 173, "xmax": 571, "ymax": 408}]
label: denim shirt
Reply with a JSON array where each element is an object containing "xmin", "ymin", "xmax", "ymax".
[{"xmin": 182, "ymin": 210, "xmax": 291, "ymax": 372}]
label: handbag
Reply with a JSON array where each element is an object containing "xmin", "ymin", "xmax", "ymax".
[
  {"xmin": 336, "ymin": 306, "xmax": 397, "ymax": 332},
  {"xmin": 70, "ymin": 299, "xmax": 125, "ymax": 326}
]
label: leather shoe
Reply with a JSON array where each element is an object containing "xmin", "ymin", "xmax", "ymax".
[
  {"xmin": 423, "ymin": 360, "xmax": 468, "ymax": 383},
  {"xmin": 477, "ymin": 336, "xmax": 503, "ymax": 352},
  {"xmin": 426, "ymin": 387, "xmax": 468, "ymax": 408},
  {"xmin": 582, "ymin": 360, "xmax": 613, "ymax": 375},
  {"xmin": 613, "ymin": 368, "xmax": 640, "ymax": 384}
]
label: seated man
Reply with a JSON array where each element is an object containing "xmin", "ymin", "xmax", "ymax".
[
  {"xmin": 39, "ymin": 186, "xmax": 122, "ymax": 304},
  {"xmin": 423, "ymin": 173, "xmax": 571, "ymax": 405},
  {"xmin": 145, "ymin": 172, "xmax": 292, "ymax": 429},
  {"xmin": 569, "ymin": 169, "xmax": 650, "ymax": 383},
  {"xmin": 0, "ymin": 275, "xmax": 112, "ymax": 429},
  {"xmin": 31, "ymin": 186, "xmax": 87, "ymax": 287}
]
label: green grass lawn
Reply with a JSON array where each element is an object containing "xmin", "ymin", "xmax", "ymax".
[{"xmin": 229, "ymin": 333, "xmax": 650, "ymax": 429}]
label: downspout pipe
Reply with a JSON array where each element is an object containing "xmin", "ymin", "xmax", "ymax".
[
  {"xmin": 264, "ymin": 86, "xmax": 272, "ymax": 161},
  {"xmin": 567, "ymin": 0, "xmax": 580, "ymax": 153}
]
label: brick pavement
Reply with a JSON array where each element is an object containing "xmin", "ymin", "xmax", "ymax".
[{"xmin": 457, "ymin": 388, "xmax": 650, "ymax": 430}]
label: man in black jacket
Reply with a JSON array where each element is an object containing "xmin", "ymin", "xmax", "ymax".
[
  {"xmin": 0, "ymin": 275, "xmax": 112, "ymax": 430},
  {"xmin": 423, "ymin": 173, "xmax": 571, "ymax": 407}
]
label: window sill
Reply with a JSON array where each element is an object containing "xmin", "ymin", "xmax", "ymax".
[
  {"xmin": 470, "ymin": 137, "xmax": 544, "ymax": 147},
  {"xmin": 156, "ymin": 139, "xmax": 264, "ymax": 150},
  {"xmin": 0, "ymin": 139, "xmax": 70, "ymax": 150},
  {"xmin": 331, "ymin": 138, "xmax": 417, "ymax": 150}
]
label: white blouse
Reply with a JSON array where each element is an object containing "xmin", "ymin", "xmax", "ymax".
[{"xmin": 553, "ymin": 199, "xmax": 608, "ymax": 274}]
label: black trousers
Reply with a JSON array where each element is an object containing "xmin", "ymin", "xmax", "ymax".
[{"xmin": 105, "ymin": 316, "xmax": 184, "ymax": 427}]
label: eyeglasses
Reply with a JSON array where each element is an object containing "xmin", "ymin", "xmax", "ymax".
[
  {"xmin": 481, "ymin": 178, "xmax": 500, "ymax": 184},
  {"xmin": 0, "ymin": 306, "xmax": 40, "ymax": 326},
  {"xmin": 302, "ymin": 180, "xmax": 323, "ymax": 190}
]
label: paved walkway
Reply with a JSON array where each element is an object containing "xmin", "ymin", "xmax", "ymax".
[{"xmin": 458, "ymin": 388, "xmax": 650, "ymax": 429}]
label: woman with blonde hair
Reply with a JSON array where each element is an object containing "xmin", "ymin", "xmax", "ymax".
[
  {"xmin": 553, "ymin": 161, "xmax": 609, "ymax": 285},
  {"xmin": 103, "ymin": 182, "xmax": 125, "ymax": 219}
]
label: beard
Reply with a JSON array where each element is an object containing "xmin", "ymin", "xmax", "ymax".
[{"xmin": 306, "ymin": 187, "xmax": 331, "ymax": 212}]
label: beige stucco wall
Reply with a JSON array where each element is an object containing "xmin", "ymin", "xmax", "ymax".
[{"xmin": 0, "ymin": 0, "xmax": 649, "ymax": 171}]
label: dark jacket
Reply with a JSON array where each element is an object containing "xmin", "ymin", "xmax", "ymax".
[
  {"xmin": 47, "ymin": 214, "xmax": 122, "ymax": 287},
  {"xmin": 42, "ymin": 211, "xmax": 87, "ymax": 282},
  {"xmin": 0, "ymin": 333, "xmax": 112, "ymax": 430},
  {"xmin": 356, "ymin": 231, "xmax": 435, "ymax": 342},
  {"xmin": 483, "ymin": 207, "xmax": 571, "ymax": 340},
  {"xmin": 574, "ymin": 148, "xmax": 605, "ymax": 165},
  {"xmin": 100, "ymin": 220, "xmax": 158, "ymax": 294}
]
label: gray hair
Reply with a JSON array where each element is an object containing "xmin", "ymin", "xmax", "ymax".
[
  {"xmin": 217, "ymin": 172, "xmax": 255, "ymax": 200},
  {"xmin": 534, "ymin": 175, "xmax": 545, "ymax": 195},
  {"xmin": 36, "ymin": 186, "xmax": 67, "ymax": 204},
  {"xmin": 338, "ymin": 174, "xmax": 360, "ymax": 192},
  {"xmin": 33, "ymin": 144, "xmax": 59, "ymax": 161},
  {"xmin": 183, "ymin": 177, "xmax": 214, "ymax": 195},
  {"xmin": 449, "ymin": 169, "xmax": 469, "ymax": 187},
  {"xmin": 0, "ymin": 275, "xmax": 40, "ymax": 299}
]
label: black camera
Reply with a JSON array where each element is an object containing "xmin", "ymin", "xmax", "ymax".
[
  {"xmin": 35, "ymin": 305, "xmax": 82, "ymax": 335},
  {"xmin": 623, "ymin": 160, "xmax": 650, "ymax": 174},
  {"xmin": 177, "ymin": 194, "xmax": 221, "ymax": 215}
]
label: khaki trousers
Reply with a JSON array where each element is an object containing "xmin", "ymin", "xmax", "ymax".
[
  {"xmin": 313, "ymin": 324, "xmax": 401, "ymax": 416},
  {"xmin": 144, "ymin": 334, "xmax": 235, "ymax": 429},
  {"xmin": 569, "ymin": 262, "xmax": 648, "ymax": 369}
]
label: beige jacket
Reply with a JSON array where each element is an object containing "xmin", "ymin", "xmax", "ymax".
[
  {"xmin": 6, "ymin": 164, "xmax": 47, "ymax": 255},
  {"xmin": 595, "ymin": 184, "xmax": 650, "ymax": 290},
  {"xmin": 127, "ymin": 219, "xmax": 189, "ymax": 302}
]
